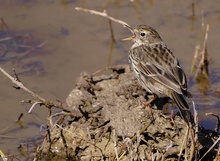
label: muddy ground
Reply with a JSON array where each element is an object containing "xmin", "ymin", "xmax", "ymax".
[{"xmin": 38, "ymin": 65, "xmax": 219, "ymax": 161}]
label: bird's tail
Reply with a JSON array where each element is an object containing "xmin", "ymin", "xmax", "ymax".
[{"xmin": 171, "ymin": 92, "xmax": 194, "ymax": 125}]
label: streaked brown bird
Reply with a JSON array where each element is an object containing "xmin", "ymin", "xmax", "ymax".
[{"xmin": 123, "ymin": 24, "xmax": 193, "ymax": 124}]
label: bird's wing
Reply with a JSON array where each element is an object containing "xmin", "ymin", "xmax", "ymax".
[{"xmin": 131, "ymin": 43, "xmax": 189, "ymax": 96}]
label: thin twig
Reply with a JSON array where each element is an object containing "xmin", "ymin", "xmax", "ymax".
[
  {"xmin": 192, "ymin": 101, "xmax": 198, "ymax": 142},
  {"xmin": 75, "ymin": 7, "xmax": 129, "ymax": 27},
  {"xmin": 108, "ymin": 19, "xmax": 115, "ymax": 42},
  {"xmin": 178, "ymin": 125, "xmax": 189, "ymax": 161},
  {"xmin": 28, "ymin": 102, "xmax": 42, "ymax": 113},
  {"xmin": 200, "ymin": 24, "xmax": 209, "ymax": 76},
  {"xmin": 0, "ymin": 150, "xmax": 8, "ymax": 161},
  {"xmin": 199, "ymin": 136, "xmax": 220, "ymax": 161},
  {"xmin": 0, "ymin": 67, "xmax": 68, "ymax": 111},
  {"xmin": 17, "ymin": 113, "xmax": 24, "ymax": 123},
  {"xmin": 191, "ymin": 45, "xmax": 200, "ymax": 73},
  {"xmin": 205, "ymin": 112, "xmax": 220, "ymax": 133},
  {"xmin": 0, "ymin": 67, "xmax": 45, "ymax": 102},
  {"xmin": 195, "ymin": 13, "xmax": 210, "ymax": 79}
]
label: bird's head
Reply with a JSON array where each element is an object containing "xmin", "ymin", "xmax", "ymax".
[{"xmin": 123, "ymin": 25, "xmax": 162, "ymax": 45}]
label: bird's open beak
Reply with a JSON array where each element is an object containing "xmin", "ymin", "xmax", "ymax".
[{"xmin": 122, "ymin": 24, "xmax": 136, "ymax": 41}]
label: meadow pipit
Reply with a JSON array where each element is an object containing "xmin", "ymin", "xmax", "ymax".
[{"xmin": 123, "ymin": 25, "xmax": 193, "ymax": 124}]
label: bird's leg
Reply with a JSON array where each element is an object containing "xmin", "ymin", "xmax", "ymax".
[
  {"xmin": 170, "ymin": 101, "xmax": 181, "ymax": 133},
  {"xmin": 145, "ymin": 94, "xmax": 157, "ymax": 120},
  {"xmin": 170, "ymin": 102, "xmax": 175, "ymax": 125},
  {"xmin": 145, "ymin": 94, "xmax": 157, "ymax": 106}
]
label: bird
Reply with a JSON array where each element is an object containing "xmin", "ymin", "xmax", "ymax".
[{"xmin": 123, "ymin": 24, "xmax": 194, "ymax": 125}]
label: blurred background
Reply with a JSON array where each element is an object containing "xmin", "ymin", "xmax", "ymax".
[{"xmin": 0, "ymin": 0, "xmax": 220, "ymax": 156}]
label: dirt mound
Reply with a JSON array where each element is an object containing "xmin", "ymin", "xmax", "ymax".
[{"xmin": 40, "ymin": 65, "xmax": 218, "ymax": 161}]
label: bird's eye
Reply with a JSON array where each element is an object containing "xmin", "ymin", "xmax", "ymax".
[{"xmin": 140, "ymin": 32, "xmax": 146, "ymax": 37}]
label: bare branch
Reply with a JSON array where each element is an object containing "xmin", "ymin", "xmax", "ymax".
[
  {"xmin": 28, "ymin": 101, "xmax": 42, "ymax": 113},
  {"xmin": 0, "ymin": 67, "xmax": 67, "ymax": 111},
  {"xmin": 75, "ymin": 7, "xmax": 130, "ymax": 27},
  {"xmin": 0, "ymin": 67, "xmax": 45, "ymax": 102}
]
